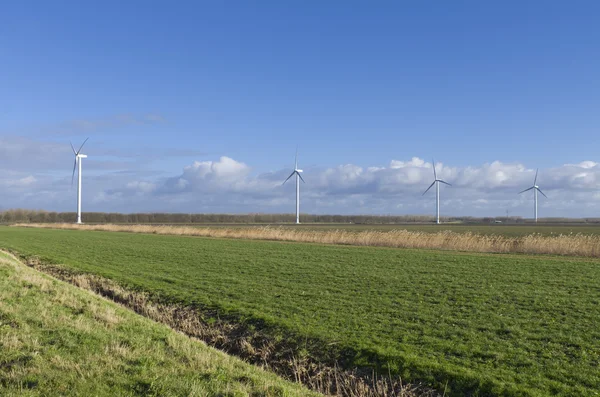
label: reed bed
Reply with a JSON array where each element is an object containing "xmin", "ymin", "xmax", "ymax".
[{"xmin": 15, "ymin": 223, "xmax": 600, "ymax": 258}]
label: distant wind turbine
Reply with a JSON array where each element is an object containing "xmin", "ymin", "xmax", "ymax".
[
  {"xmin": 422, "ymin": 159, "xmax": 451, "ymax": 224},
  {"xmin": 519, "ymin": 168, "xmax": 547, "ymax": 223},
  {"xmin": 71, "ymin": 138, "xmax": 89, "ymax": 224},
  {"xmin": 283, "ymin": 149, "xmax": 305, "ymax": 224}
]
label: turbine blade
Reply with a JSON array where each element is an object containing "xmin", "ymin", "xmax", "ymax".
[
  {"xmin": 71, "ymin": 158, "xmax": 77, "ymax": 187},
  {"xmin": 534, "ymin": 168, "xmax": 538, "ymax": 185},
  {"xmin": 422, "ymin": 181, "xmax": 435, "ymax": 196},
  {"xmin": 432, "ymin": 159, "xmax": 437, "ymax": 180},
  {"xmin": 70, "ymin": 142, "xmax": 77, "ymax": 155},
  {"xmin": 282, "ymin": 171, "xmax": 295, "ymax": 185},
  {"xmin": 537, "ymin": 187, "xmax": 548, "ymax": 198},
  {"xmin": 77, "ymin": 137, "xmax": 89, "ymax": 154},
  {"xmin": 297, "ymin": 172, "xmax": 305, "ymax": 183},
  {"xmin": 439, "ymin": 180, "xmax": 451, "ymax": 186},
  {"xmin": 295, "ymin": 147, "xmax": 298, "ymax": 169},
  {"xmin": 518, "ymin": 186, "xmax": 534, "ymax": 194}
]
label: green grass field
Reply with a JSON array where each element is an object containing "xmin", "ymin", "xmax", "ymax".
[
  {"xmin": 2, "ymin": 227, "xmax": 599, "ymax": 396},
  {"xmin": 0, "ymin": 250, "xmax": 316, "ymax": 397}
]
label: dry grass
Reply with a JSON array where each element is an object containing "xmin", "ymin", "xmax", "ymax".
[{"xmin": 16, "ymin": 222, "xmax": 600, "ymax": 257}]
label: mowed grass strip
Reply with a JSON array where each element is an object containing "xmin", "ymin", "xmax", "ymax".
[
  {"xmin": 1, "ymin": 227, "xmax": 600, "ymax": 396},
  {"xmin": 0, "ymin": 250, "xmax": 318, "ymax": 397}
]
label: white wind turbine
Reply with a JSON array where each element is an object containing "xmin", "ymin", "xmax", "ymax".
[
  {"xmin": 71, "ymin": 138, "xmax": 89, "ymax": 224},
  {"xmin": 282, "ymin": 149, "xmax": 305, "ymax": 224},
  {"xmin": 519, "ymin": 168, "xmax": 547, "ymax": 223},
  {"xmin": 422, "ymin": 159, "xmax": 451, "ymax": 224}
]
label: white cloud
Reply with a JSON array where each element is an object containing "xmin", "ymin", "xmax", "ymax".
[
  {"xmin": 567, "ymin": 161, "xmax": 598, "ymax": 169},
  {"xmin": 184, "ymin": 156, "xmax": 250, "ymax": 181},
  {"xmin": 118, "ymin": 156, "xmax": 599, "ymax": 216},
  {"xmin": 126, "ymin": 181, "xmax": 156, "ymax": 194},
  {"xmin": 389, "ymin": 157, "xmax": 426, "ymax": 169},
  {"xmin": 2, "ymin": 175, "xmax": 37, "ymax": 188},
  {"xmin": 1, "ymin": 148, "xmax": 600, "ymax": 217},
  {"xmin": 160, "ymin": 157, "xmax": 254, "ymax": 194}
]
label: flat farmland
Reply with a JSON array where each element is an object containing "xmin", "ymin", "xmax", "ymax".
[{"xmin": 1, "ymin": 227, "xmax": 599, "ymax": 396}]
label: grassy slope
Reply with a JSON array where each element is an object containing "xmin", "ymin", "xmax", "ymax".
[
  {"xmin": 1, "ymin": 227, "xmax": 600, "ymax": 396},
  {"xmin": 0, "ymin": 250, "xmax": 318, "ymax": 397}
]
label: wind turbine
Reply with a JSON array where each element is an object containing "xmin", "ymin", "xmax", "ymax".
[
  {"xmin": 283, "ymin": 149, "xmax": 305, "ymax": 224},
  {"xmin": 422, "ymin": 159, "xmax": 451, "ymax": 224},
  {"xmin": 71, "ymin": 138, "xmax": 89, "ymax": 224},
  {"xmin": 519, "ymin": 168, "xmax": 547, "ymax": 223}
]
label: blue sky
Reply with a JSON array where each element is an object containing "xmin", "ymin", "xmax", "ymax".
[{"xmin": 1, "ymin": 1, "xmax": 600, "ymax": 217}]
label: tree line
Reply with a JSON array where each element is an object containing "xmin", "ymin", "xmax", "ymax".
[
  {"xmin": 0, "ymin": 209, "xmax": 452, "ymax": 224},
  {"xmin": 3, "ymin": 209, "xmax": 599, "ymax": 224}
]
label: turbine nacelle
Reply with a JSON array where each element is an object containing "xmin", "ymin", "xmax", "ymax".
[
  {"xmin": 518, "ymin": 169, "xmax": 547, "ymax": 199},
  {"xmin": 422, "ymin": 160, "xmax": 452, "ymax": 196},
  {"xmin": 77, "ymin": 154, "xmax": 88, "ymax": 159}
]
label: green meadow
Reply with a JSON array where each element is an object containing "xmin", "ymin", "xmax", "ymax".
[{"xmin": 1, "ymin": 227, "xmax": 599, "ymax": 396}]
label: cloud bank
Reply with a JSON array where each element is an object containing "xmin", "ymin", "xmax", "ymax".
[{"xmin": 2, "ymin": 142, "xmax": 598, "ymax": 217}]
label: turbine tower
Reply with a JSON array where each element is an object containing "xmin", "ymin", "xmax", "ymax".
[
  {"xmin": 519, "ymin": 168, "xmax": 547, "ymax": 223},
  {"xmin": 283, "ymin": 149, "xmax": 305, "ymax": 224},
  {"xmin": 422, "ymin": 159, "xmax": 451, "ymax": 224},
  {"xmin": 71, "ymin": 138, "xmax": 89, "ymax": 224}
]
